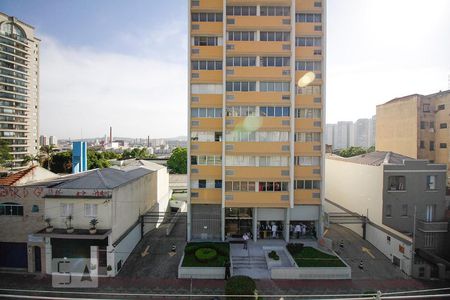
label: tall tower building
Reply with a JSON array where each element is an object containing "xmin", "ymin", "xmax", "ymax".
[
  {"xmin": 188, "ymin": 0, "xmax": 326, "ymax": 242},
  {"xmin": 0, "ymin": 13, "xmax": 40, "ymax": 167}
]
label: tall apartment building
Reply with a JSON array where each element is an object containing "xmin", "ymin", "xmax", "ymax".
[
  {"xmin": 376, "ymin": 91, "xmax": 450, "ymax": 185},
  {"xmin": 0, "ymin": 13, "xmax": 39, "ymax": 167},
  {"xmin": 188, "ymin": 0, "xmax": 326, "ymax": 241}
]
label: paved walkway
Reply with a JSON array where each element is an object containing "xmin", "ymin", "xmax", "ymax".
[{"xmin": 231, "ymin": 242, "xmax": 269, "ymax": 279}]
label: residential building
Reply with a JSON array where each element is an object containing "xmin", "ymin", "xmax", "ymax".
[
  {"xmin": 49, "ymin": 135, "xmax": 57, "ymax": 146},
  {"xmin": 0, "ymin": 13, "xmax": 40, "ymax": 166},
  {"xmin": 31, "ymin": 164, "xmax": 170, "ymax": 277},
  {"xmin": 376, "ymin": 90, "xmax": 450, "ymax": 185},
  {"xmin": 326, "ymin": 117, "xmax": 375, "ymax": 150},
  {"xmin": 188, "ymin": 0, "xmax": 326, "ymax": 241},
  {"xmin": 324, "ymin": 123, "xmax": 335, "ymax": 146},
  {"xmin": 325, "ymin": 151, "xmax": 449, "ymax": 279},
  {"xmin": 354, "ymin": 118, "xmax": 370, "ymax": 148},
  {"xmin": 39, "ymin": 135, "xmax": 47, "ymax": 147},
  {"xmin": 0, "ymin": 166, "xmax": 59, "ymax": 272},
  {"xmin": 334, "ymin": 121, "xmax": 353, "ymax": 150}
]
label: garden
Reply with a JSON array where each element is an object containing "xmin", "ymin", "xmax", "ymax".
[
  {"xmin": 181, "ymin": 242, "xmax": 230, "ymax": 267},
  {"xmin": 286, "ymin": 243, "xmax": 346, "ymax": 268}
]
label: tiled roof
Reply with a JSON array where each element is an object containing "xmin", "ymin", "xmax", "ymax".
[
  {"xmin": 327, "ymin": 151, "xmax": 414, "ymax": 166},
  {"xmin": 0, "ymin": 166, "xmax": 37, "ymax": 186}
]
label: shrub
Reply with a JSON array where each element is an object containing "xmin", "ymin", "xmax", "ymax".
[
  {"xmin": 184, "ymin": 244, "xmax": 200, "ymax": 255},
  {"xmin": 286, "ymin": 243, "xmax": 304, "ymax": 254},
  {"xmin": 268, "ymin": 250, "xmax": 280, "ymax": 261},
  {"xmin": 195, "ymin": 248, "xmax": 218, "ymax": 263},
  {"xmin": 225, "ymin": 276, "xmax": 256, "ymax": 300}
]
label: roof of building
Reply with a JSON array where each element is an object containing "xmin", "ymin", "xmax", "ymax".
[
  {"xmin": 379, "ymin": 89, "xmax": 450, "ymax": 106},
  {"xmin": 118, "ymin": 159, "xmax": 165, "ymax": 171},
  {"xmin": 25, "ymin": 167, "xmax": 153, "ymax": 189},
  {"xmin": 327, "ymin": 151, "xmax": 414, "ymax": 166},
  {"xmin": 0, "ymin": 166, "xmax": 37, "ymax": 186}
]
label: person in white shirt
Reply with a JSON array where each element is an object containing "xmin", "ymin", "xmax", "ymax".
[
  {"xmin": 301, "ymin": 224, "xmax": 306, "ymax": 236},
  {"xmin": 272, "ymin": 223, "xmax": 278, "ymax": 238},
  {"xmin": 242, "ymin": 232, "xmax": 249, "ymax": 249},
  {"xmin": 294, "ymin": 224, "xmax": 301, "ymax": 239}
]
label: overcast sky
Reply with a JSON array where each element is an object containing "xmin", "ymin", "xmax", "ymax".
[{"xmin": 1, "ymin": 0, "xmax": 449, "ymax": 139}]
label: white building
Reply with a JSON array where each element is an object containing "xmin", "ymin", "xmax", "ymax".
[
  {"xmin": 49, "ymin": 136, "xmax": 57, "ymax": 146},
  {"xmin": 39, "ymin": 135, "xmax": 48, "ymax": 147}
]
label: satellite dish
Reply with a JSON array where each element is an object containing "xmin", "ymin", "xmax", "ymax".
[{"xmin": 297, "ymin": 71, "xmax": 316, "ymax": 87}]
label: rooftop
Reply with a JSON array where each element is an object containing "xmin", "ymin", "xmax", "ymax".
[{"xmin": 327, "ymin": 151, "xmax": 414, "ymax": 166}]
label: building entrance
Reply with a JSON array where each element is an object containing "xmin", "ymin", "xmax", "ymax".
[{"xmin": 225, "ymin": 208, "xmax": 252, "ymax": 238}]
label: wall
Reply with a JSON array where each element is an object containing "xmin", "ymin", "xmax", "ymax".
[
  {"xmin": 325, "ymin": 157, "xmax": 384, "ymax": 223},
  {"xmin": 109, "ymin": 222, "xmax": 141, "ymax": 276}
]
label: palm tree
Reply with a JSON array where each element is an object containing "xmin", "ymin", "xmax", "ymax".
[
  {"xmin": 21, "ymin": 154, "xmax": 41, "ymax": 167},
  {"xmin": 39, "ymin": 145, "xmax": 57, "ymax": 170}
]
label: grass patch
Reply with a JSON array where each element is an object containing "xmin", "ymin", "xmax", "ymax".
[
  {"xmin": 287, "ymin": 245, "xmax": 346, "ymax": 268},
  {"xmin": 182, "ymin": 242, "xmax": 230, "ymax": 267}
]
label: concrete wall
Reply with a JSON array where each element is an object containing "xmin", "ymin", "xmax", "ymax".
[
  {"xmin": 325, "ymin": 158, "xmax": 384, "ymax": 223},
  {"xmin": 108, "ymin": 222, "xmax": 141, "ymax": 276}
]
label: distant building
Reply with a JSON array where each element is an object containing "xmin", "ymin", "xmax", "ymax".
[
  {"xmin": 39, "ymin": 135, "xmax": 48, "ymax": 147},
  {"xmin": 326, "ymin": 117, "xmax": 375, "ymax": 150},
  {"xmin": 48, "ymin": 136, "xmax": 57, "ymax": 146},
  {"xmin": 0, "ymin": 13, "xmax": 40, "ymax": 166},
  {"xmin": 376, "ymin": 90, "xmax": 450, "ymax": 185},
  {"xmin": 325, "ymin": 124, "xmax": 336, "ymax": 146},
  {"xmin": 325, "ymin": 151, "xmax": 449, "ymax": 279},
  {"xmin": 334, "ymin": 121, "xmax": 353, "ymax": 150},
  {"xmin": 354, "ymin": 118, "xmax": 370, "ymax": 148}
]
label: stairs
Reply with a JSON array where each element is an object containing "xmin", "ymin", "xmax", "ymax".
[{"xmin": 232, "ymin": 255, "xmax": 270, "ymax": 279}]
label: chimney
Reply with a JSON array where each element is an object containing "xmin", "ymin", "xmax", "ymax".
[
  {"xmin": 109, "ymin": 126, "xmax": 112, "ymax": 143},
  {"xmin": 147, "ymin": 136, "xmax": 150, "ymax": 148}
]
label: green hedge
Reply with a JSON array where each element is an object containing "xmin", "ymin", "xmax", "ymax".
[
  {"xmin": 268, "ymin": 250, "xmax": 279, "ymax": 261},
  {"xmin": 225, "ymin": 276, "xmax": 256, "ymax": 300},
  {"xmin": 182, "ymin": 242, "xmax": 230, "ymax": 267},
  {"xmin": 195, "ymin": 248, "xmax": 218, "ymax": 262}
]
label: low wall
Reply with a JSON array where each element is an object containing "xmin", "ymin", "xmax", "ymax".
[{"xmin": 177, "ymin": 253, "xmax": 233, "ymax": 279}]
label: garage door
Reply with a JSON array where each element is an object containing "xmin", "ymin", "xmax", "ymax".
[{"xmin": 0, "ymin": 242, "xmax": 28, "ymax": 269}]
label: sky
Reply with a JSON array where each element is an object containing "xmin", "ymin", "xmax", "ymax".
[{"xmin": 0, "ymin": 0, "xmax": 449, "ymax": 139}]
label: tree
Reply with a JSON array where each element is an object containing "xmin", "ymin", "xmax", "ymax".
[
  {"xmin": 87, "ymin": 149, "xmax": 111, "ymax": 169},
  {"xmin": 339, "ymin": 146, "xmax": 369, "ymax": 158},
  {"xmin": 39, "ymin": 145, "xmax": 57, "ymax": 170},
  {"xmin": 0, "ymin": 139, "xmax": 13, "ymax": 167},
  {"xmin": 21, "ymin": 154, "xmax": 41, "ymax": 167},
  {"xmin": 367, "ymin": 145, "xmax": 375, "ymax": 153},
  {"xmin": 121, "ymin": 148, "xmax": 156, "ymax": 160},
  {"xmin": 167, "ymin": 147, "xmax": 187, "ymax": 174},
  {"xmin": 51, "ymin": 151, "xmax": 72, "ymax": 173}
]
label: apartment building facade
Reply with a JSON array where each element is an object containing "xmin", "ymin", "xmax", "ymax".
[
  {"xmin": 188, "ymin": 0, "xmax": 326, "ymax": 242},
  {"xmin": 0, "ymin": 13, "xmax": 40, "ymax": 166},
  {"xmin": 376, "ymin": 90, "xmax": 450, "ymax": 185}
]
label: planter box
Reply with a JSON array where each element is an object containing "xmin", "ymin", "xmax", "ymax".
[{"xmin": 178, "ymin": 253, "xmax": 233, "ymax": 279}]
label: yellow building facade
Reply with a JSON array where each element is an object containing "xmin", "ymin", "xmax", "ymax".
[
  {"xmin": 376, "ymin": 91, "xmax": 450, "ymax": 185},
  {"xmin": 188, "ymin": 0, "xmax": 326, "ymax": 241}
]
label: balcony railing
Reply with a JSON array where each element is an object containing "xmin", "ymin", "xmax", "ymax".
[{"xmin": 417, "ymin": 219, "xmax": 448, "ymax": 233}]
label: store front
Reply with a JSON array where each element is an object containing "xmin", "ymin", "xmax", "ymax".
[
  {"xmin": 256, "ymin": 208, "xmax": 287, "ymax": 240},
  {"xmin": 225, "ymin": 208, "xmax": 252, "ymax": 238}
]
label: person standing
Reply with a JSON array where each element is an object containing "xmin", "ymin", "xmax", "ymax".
[
  {"xmin": 224, "ymin": 260, "xmax": 231, "ymax": 280},
  {"xmin": 242, "ymin": 232, "xmax": 249, "ymax": 249},
  {"xmin": 301, "ymin": 224, "xmax": 306, "ymax": 236},
  {"xmin": 272, "ymin": 223, "xmax": 278, "ymax": 239},
  {"xmin": 294, "ymin": 224, "xmax": 301, "ymax": 239}
]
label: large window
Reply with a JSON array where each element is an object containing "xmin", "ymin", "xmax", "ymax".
[
  {"xmin": 225, "ymin": 156, "xmax": 289, "ymax": 167},
  {"xmin": 294, "ymin": 132, "xmax": 321, "ymax": 142},
  {"xmin": 192, "ymin": 36, "xmax": 221, "ymax": 46},
  {"xmin": 295, "ymin": 60, "xmax": 322, "ymax": 71},
  {"xmin": 226, "ymin": 131, "xmax": 289, "ymax": 142},
  {"xmin": 226, "ymin": 57, "xmax": 256, "ymax": 67},
  {"xmin": 296, "ymin": 37, "xmax": 322, "ymax": 47},
  {"xmin": 295, "ymin": 13, "xmax": 322, "ymax": 23},
  {"xmin": 226, "ymin": 6, "xmax": 257, "ymax": 16},
  {"xmin": 60, "ymin": 203, "xmax": 74, "ymax": 217},
  {"xmin": 388, "ymin": 176, "xmax": 406, "ymax": 191},
  {"xmin": 84, "ymin": 204, "xmax": 98, "ymax": 217},
  {"xmin": 260, "ymin": 106, "xmax": 290, "ymax": 117},
  {"xmin": 228, "ymin": 31, "xmax": 256, "ymax": 41},
  {"xmin": 294, "ymin": 156, "xmax": 320, "ymax": 166},
  {"xmin": 226, "ymin": 81, "xmax": 257, "ymax": 92},
  {"xmin": 226, "ymin": 106, "xmax": 256, "ymax": 117},
  {"xmin": 260, "ymin": 56, "xmax": 290, "ymax": 67},
  {"xmin": 191, "ymin": 107, "xmax": 222, "ymax": 118},
  {"xmin": 297, "ymin": 85, "xmax": 321, "ymax": 95},
  {"xmin": 191, "ymin": 131, "xmax": 222, "ymax": 142},
  {"xmin": 260, "ymin": 82, "xmax": 290, "ymax": 92},
  {"xmin": 260, "ymin": 6, "xmax": 290, "ymax": 16},
  {"xmin": 191, "ymin": 84, "xmax": 223, "ymax": 94},
  {"xmin": 191, "ymin": 13, "xmax": 223, "ymax": 22},
  {"xmin": 260, "ymin": 31, "xmax": 290, "ymax": 42},
  {"xmin": 294, "ymin": 180, "xmax": 320, "ymax": 189},
  {"xmin": 295, "ymin": 108, "xmax": 321, "ymax": 118},
  {"xmin": 225, "ymin": 181, "xmax": 256, "ymax": 192},
  {"xmin": 258, "ymin": 181, "xmax": 289, "ymax": 192},
  {"xmin": 0, "ymin": 202, "xmax": 24, "ymax": 216},
  {"xmin": 191, "ymin": 179, "xmax": 222, "ymax": 189},
  {"xmin": 191, "ymin": 155, "xmax": 222, "ymax": 165},
  {"xmin": 192, "ymin": 60, "xmax": 222, "ymax": 70},
  {"xmin": 426, "ymin": 175, "xmax": 437, "ymax": 190}
]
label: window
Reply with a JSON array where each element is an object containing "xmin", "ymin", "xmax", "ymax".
[
  {"xmin": 60, "ymin": 203, "xmax": 74, "ymax": 217},
  {"xmin": 401, "ymin": 204, "xmax": 408, "ymax": 217},
  {"xmin": 191, "ymin": 131, "xmax": 217, "ymax": 142},
  {"xmin": 430, "ymin": 122, "xmax": 435, "ymax": 129},
  {"xmin": 294, "ymin": 180, "xmax": 320, "ymax": 190},
  {"xmin": 426, "ymin": 205, "xmax": 436, "ymax": 222},
  {"xmin": 295, "ymin": 13, "xmax": 322, "ymax": 23},
  {"xmin": 198, "ymin": 180, "xmax": 206, "ymax": 189},
  {"xmin": 191, "ymin": 13, "xmax": 223, "ymax": 22},
  {"xmin": 420, "ymin": 140, "xmax": 425, "ymax": 149},
  {"xmin": 295, "ymin": 36, "xmax": 322, "ymax": 47},
  {"xmin": 225, "ymin": 131, "xmax": 289, "ymax": 142},
  {"xmin": 260, "ymin": 6, "xmax": 290, "ymax": 16},
  {"xmin": 426, "ymin": 175, "xmax": 437, "ymax": 190},
  {"xmin": 225, "ymin": 181, "xmax": 258, "ymax": 192},
  {"xmin": 386, "ymin": 205, "xmax": 392, "ymax": 217},
  {"xmin": 225, "ymin": 106, "xmax": 256, "ymax": 117},
  {"xmin": 226, "ymin": 6, "xmax": 257, "ymax": 16},
  {"xmin": 258, "ymin": 181, "xmax": 288, "ymax": 192},
  {"xmin": 294, "ymin": 132, "xmax": 321, "ymax": 142},
  {"xmin": 226, "ymin": 57, "xmax": 256, "ymax": 67},
  {"xmin": 297, "ymin": 85, "xmax": 321, "ymax": 95},
  {"xmin": 192, "ymin": 60, "xmax": 222, "ymax": 70},
  {"xmin": 295, "ymin": 61, "xmax": 322, "ymax": 71},
  {"xmin": 260, "ymin": 31, "xmax": 290, "ymax": 42},
  {"xmin": 399, "ymin": 245, "xmax": 405, "ymax": 254},
  {"xmin": 0, "ymin": 202, "xmax": 24, "ymax": 216},
  {"xmin": 191, "ymin": 155, "xmax": 222, "ymax": 165},
  {"xmin": 260, "ymin": 82, "xmax": 290, "ymax": 92},
  {"xmin": 420, "ymin": 121, "xmax": 426, "ymax": 129},
  {"xmin": 440, "ymin": 143, "xmax": 447, "ymax": 149},
  {"xmin": 430, "ymin": 141, "xmax": 435, "ymax": 151},
  {"xmin": 388, "ymin": 176, "xmax": 405, "ymax": 191},
  {"xmin": 260, "ymin": 56, "xmax": 290, "ymax": 67},
  {"xmin": 193, "ymin": 36, "xmax": 221, "ymax": 46},
  {"xmin": 424, "ymin": 232, "xmax": 436, "ymax": 248},
  {"xmin": 437, "ymin": 104, "xmax": 445, "ymax": 111},
  {"xmin": 439, "ymin": 123, "xmax": 447, "ymax": 129},
  {"xmin": 191, "ymin": 84, "xmax": 223, "ymax": 94},
  {"xmin": 294, "ymin": 156, "xmax": 320, "ymax": 166},
  {"xmin": 225, "ymin": 156, "xmax": 288, "ymax": 167},
  {"xmin": 259, "ymin": 106, "xmax": 290, "ymax": 117},
  {"xmin": 423, "ymin": 104, "xmax": 430, "ymax": 112},
  {"xmin": 226, "ymin": 81, "xmax": 257, "ymax": 92},
  {"xmin": 31, "ymin": 205, "xmax": 39, "ymax": 212},
  {"xmin": 215, "ymin": 180, "xmax": 222, "ymax": 189},
  {"xmin": 191, "ymin": 107, "xmax": 222, "ymax": 118},
  {"xmin": 295, "ymin": 108, "xmax": 321, "ymax": 118},
  {"xmin": 84, "ymin": 204, "xmax": 98, "ymax": 217},
  {"xmin": 228, "ymin": 31, "xmax": 255, "ymax": 41}
]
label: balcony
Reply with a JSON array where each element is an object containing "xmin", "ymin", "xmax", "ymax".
[
  {"xmin": 227, "ymin": 16, "xmax": 291, "ymax": 30},
  {"xmin": 227, "ymin": 41, "xmax": 291, "ymax": 55},
  {"xmin": 417, "ymin": 219, "xmax": 448, "ymax": 233},
  {"xmin": 227, "ymin": 66, "xmax": 290, "ymax": 81}
]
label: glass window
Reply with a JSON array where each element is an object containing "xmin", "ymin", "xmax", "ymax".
[
  {"xmin": 84, "ymin": 204, "xmax": 98, "ymax": 217},
  {"xmin": 215, "ymin": 180, "xmax": 222, "ymax": 189},
  {"xmin": 199, "ymin": 180, "xmax": 206, "ymax": 188}
]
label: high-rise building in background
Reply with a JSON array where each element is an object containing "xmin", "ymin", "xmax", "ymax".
[
  {"xmin": 376, "ymin": 90, "xmax": 450, "ymax": 185},
  {"xmin": 354, "ymin": 118, "xmax": 370, "ymax": 148},
  {"xmin": 49, "ymin": 135, "xmax": 57, "ymax": 146},
  {"xmin": 188, "ymin": 0, "xmax": 326, "ymax": 241},
  {"xmin": 39, "ymin": 135, "xmax": 47, "ymax": 147},
  {"xmin": 334, "ymin": 121, "xmax": 353, "ymax": 150},
  {"xmin": 325, "ymin": 116, "xmax": 375, "ymax": 150},
  {"xmin": 0, "ymin": 13, "xmax": 40, "ymax": 167}
]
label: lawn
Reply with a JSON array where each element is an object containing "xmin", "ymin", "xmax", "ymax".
[
  {"xmin": 287, "ymin": 245, "xmax": 346, "ymax": 268},
  {"xmin": 181, "ymin": 242, "xmax": 230, "ymax": 267}
]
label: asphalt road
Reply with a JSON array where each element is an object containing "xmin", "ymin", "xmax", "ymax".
[
  {"xmin": 325, "ymin": 224, "xmax": 408, "ymax": 280},
  {"xmin": 118, "ymin": 215, "xmax": 187, "ymax": 279}
]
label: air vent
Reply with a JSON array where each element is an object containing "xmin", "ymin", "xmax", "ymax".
[
  {"xmin": 225, "ymin": 195, "xmax": 234, "ymax": 201},
  {"xmin": 227, "ymin": 18, "xmax": 235, "ymax": 24},
  {"xmin": 191, "ymin": 168, "xmax": 199, "ymax": 174},
  {"xmin": 226, "ymin": 119, "xmax": 234, "ymax": 125},
  {"xmin": 191, "ymin": 120, "xmax": 199, "ymax": 126},
  {"xmin": 314, "ymin": 97, "xmax": 321, "ymax": 103},
  {"xmin": 226, "ymin": 95, "xmax": 235, "ymax": 101},
  {"xmin": 226, "ymin": 44, "xmax": 235, "ymax": 50},
  {"xmin": 192, "ymin": 48, "xmax": 200, "ymax": 54},
  {"xmin": 191, "ymin": 0, "xmax": 199, "ymax": 7},
  {"xmin": 282, "ymin": 70, "xmax": 290, "ymax": 76},
  {"xmin": 313, "ymin": 169, "xmax": 321, "ymax": 174},
  {"xmin": 313, "ymin": 145, "xmax": 321, "ymax": 151},
  {"xmin": 282, "ymin": 18, "xmax": 290, "ymax": 25},
  {"xmin": 282, "ymin": 145, "xmax": 290, "ymax": 151},
  {"xmin": 314, "ymin": 25, "xmax": 322, "ymax": 31},
  {"xmin": 225, "ymin": 144, "xmax": 234, "ymax": 151},
  {"xmin": 191, "ymin": 144, "xmax": 199, "ymax": 150},
  {"xmin": 281, "ymin": 170, "xmax": 289, "ymax": 176},
  {"xmin": 314, "ymin": 49, "xmax": 322, "ymax": 55},
  {"xmin": 282, "ymin": 44, "xmax": 290, "ymax": 50},
  {"xmin": 191, "ymin": 192, "xmax": 199, "ymax": 198},
  {"xmin": 282, "ymin": 95, "xmax": 290, "ymax": 100},
  {"xmin": 282, "ymin": 120, "xmax": 290, "ymax": 126},
  {"xmin": 313, "ymin": 193, "xmax": 321, "ymax": 199},
  {"xmin": 191, "ymin": 96, "xmax": 199, "ymax": 102},
  {"xmin": 191, "ymin": 73, "xmax": 199, "ymax": 79},
  {"xmin": 226, "ymin": 69, "xmax": 234, "ymax": 75},
  {"xmin": 314, "ymin": 121, "xmax": 322, "ymax": 127}
]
